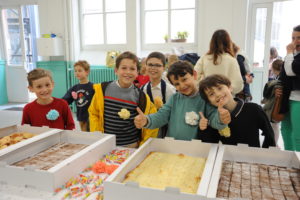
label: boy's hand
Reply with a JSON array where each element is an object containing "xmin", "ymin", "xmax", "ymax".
[
  {"xmin": 218, "ymin": 99, "xmax": 231, "ymax": 124},
  {"xmin": 134, "ymin": 107, "xmax": 148, "ymax": 129},
  {"xmin": 199, "ymin": 112, "xmax": 208, "ymax": 130}
]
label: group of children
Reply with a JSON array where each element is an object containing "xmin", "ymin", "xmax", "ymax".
[{"xmin": 22, "ymin": 50, "xmax": 276, "ymax": 149}]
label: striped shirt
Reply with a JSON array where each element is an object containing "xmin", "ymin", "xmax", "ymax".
[{"xmin": 103, "ymin": 81, "xmax": 140, "ymax": 145}]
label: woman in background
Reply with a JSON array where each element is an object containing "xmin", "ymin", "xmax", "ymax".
[{"xmin": 195, "ymin": 29, "xmax": 243, "ymax": 95}]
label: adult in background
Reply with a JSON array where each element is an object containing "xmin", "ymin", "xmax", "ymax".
[
  {"xmin": 279, "ymin": 25, "xmax": 300, "ymax": 151},
  {"xmin": 194, "ymin": 29, "xmax": 243, "ymax": 95},
  {"xmin": 232, "ymin": 43, "xmax": 253, "ymax": 102}
]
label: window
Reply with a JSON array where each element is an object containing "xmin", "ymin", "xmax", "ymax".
[
  {"xmin": 142, "ymin": 0, "xmax": 196, "ymax": 44},
  {"xmin": 1, "ymin": 5, "xmax": 39, "ymax": 71},
  {"xmin": 80, "ymin": 0, "xmax": 126, "ymax": 46}
]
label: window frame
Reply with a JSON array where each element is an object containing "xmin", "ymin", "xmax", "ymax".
[
  {"xmin": 140, "ymin": 0, "xmax": 198, "ymax": 51},
  {"xmin": 79, "ymin": 0, "xmax": 127, "ymax": 51},
  {"xmin": 1, "ymin": 6, "xmax": 26, "ymax": 67}
]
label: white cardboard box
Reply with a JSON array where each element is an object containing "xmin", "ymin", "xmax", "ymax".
[
  {"xmin": 104, "ymin": 137, "xmax": 218, "ymax": 200},
  {"xmin": 0, "ymin": 129, "xmax": 116, "ymax": 192},
  {"xmin": 207, "ymin": 144, "xmax": 300, "ymax": 199},
  {"xmin": 0, "ymin": 125, "xmax": 56, "ymax": 156}
]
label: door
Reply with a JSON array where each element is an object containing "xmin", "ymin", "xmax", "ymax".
[
  {"xmin": 0, "ymin": 5, "xmax": 38, "ymax": 103},
  {"xmin": 248, "ymin": 3, "xmax": 273, "ymax": 104}
]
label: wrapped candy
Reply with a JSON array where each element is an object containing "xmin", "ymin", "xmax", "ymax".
[
  {"xmin": 118, "ymin": 108, "xmax": 130, "ymax": 120},
  {"xmin": 219, "ymin": 126, "xmax": 231, "ymax": 137},
  {"xmin": 154, "ymin": 96, "xmax": 163, "ymax": 109}
]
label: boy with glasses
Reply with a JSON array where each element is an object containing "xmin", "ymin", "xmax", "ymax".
[
  {"xmin": 142, "ymin": 52, "xmax": 176, "ymax": 109},
  {"xmin": 141, "ymin": 52, "xmax": 176, "ymax": 137}
]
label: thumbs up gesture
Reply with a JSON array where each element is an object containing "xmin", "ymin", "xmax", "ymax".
[
  {"xmin": 134, "ymin": 107, "xmax": 148, "ymax": 129},
  {"xmin": 199, "ymin": 112, "xmax": 208, "ymax": 130},
  {"xmin": 218, "ymin": 98, "xmax": 231, "ymax": 124}
]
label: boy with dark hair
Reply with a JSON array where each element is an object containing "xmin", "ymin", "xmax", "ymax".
[
  {"xmin": 134, "ymin": 61, "xmax": 230, "ymax": 141},
  {"xmin": 63, "ymin": 60, "xmax": 94, "ymax": 131},
  {"xmin": 199, "ymin": 74, "xmax": 275, "ymax": 148},
  {"xmin": 88, "ymin": 51, "xmax": 158, "ymax": 147},
  {"xmin": 22, "ymin": 68, "xmax": 75, "ymax": 130}
]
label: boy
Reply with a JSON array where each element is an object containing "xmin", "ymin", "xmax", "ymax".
[
  {"xmin": 134, "ymin": 61, "xmax": 230, "ymax": 141},
  {"xmin": 142, "ymin": 52, "xmax": 176, "ymax": 109},
  {"xmin": 63, "ymin": 60, "xmax": 94, "ymax": 131},
  {"xmin": 142, "ymin": 52, "xmax": 176, "ymax": 137},
  {"xmin": 22, "ymin": 68, "xmax": 75, "ymax": 130},
  {"xmin": 199, "ymin": 74, "xmax": 275, "ymax": 148},
  {"xmin": 88, "ymin": 51, "xmax": 158, "ymax": 148}
]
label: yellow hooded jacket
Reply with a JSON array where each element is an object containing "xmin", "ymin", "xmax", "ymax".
[{"xmin": 88, "ymin": 82, "xmax": 158, "ymax": 146}]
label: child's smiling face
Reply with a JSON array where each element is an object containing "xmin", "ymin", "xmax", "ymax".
[
  {"xmin": 204, "ymin": 84, "xmax": 233, "ymax": 107},
  {"xmin": 146, "ymin": 57, "xmax": 164, "ymax": 81},
  {"xmin": 29, "ymin": 76, "xmax": 54, "ymax": 103},
  {"xmin": 169, "ymin": 71, "xmax": 197, "ymax": 96},
  {"xmin": 115, "ymin": 58, "xmax": 138, "ymax": 88}
]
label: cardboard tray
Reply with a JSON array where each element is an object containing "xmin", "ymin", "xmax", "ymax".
[
  {"xmin": 207, "ymin": 144, "xmax": 300, "ymax": 199},
  {"xmin": 104, "ymin": 137, "xmax": 218, "ymax": 200},
  {"xmin": 0, "ymin": 129, "xmax": 116, "ymax": 191},
  {"xmin": 0, "ymin": 125, "xmax": 56, "ymax": 156}
]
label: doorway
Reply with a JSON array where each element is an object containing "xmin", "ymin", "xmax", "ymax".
[
  {"xmin": 0, "ymin": 5, "xmax": 39, "ymax": 103},
  {"xmin": 248, "ymin": 0, "xmax": 300, "ymax": 104}
]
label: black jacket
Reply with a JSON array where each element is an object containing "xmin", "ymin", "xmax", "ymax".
[
  {"xmin": 279, "ymin": 53, "xmax": 300, "ymax": 113},
  {"xmin": 199, "ymin": 98, "xmax": 275, "ymax": 148}
]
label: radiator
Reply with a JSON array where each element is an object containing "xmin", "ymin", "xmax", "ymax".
[{"xmin": 69, "ymin": 67, "xmax": 117, "ymax": 86}]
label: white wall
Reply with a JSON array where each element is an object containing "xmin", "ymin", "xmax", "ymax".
[
  {"xmin": 37, "ymin": 0, "xmax": 249, "ymax": 65},
  {"xmin": 197, "ymin": 0, "xmax": 249, "ymax": 55}
]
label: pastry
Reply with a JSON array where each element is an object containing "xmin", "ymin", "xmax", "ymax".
[
  {"xmin": 123, "ymin": 152, "xmax": 206, "ymax": 194},
  {"xmin": 217, "ymin": 160, "xmax": 300, "ymax": 199},
  {"xmin": 22, "ymin": 132, "xmax": 35, "ymax": 139},
  {"xmin": 0, "ymin": 132, "xmax": 36, "ymax": 150},
  {"xmin": 13, "ymin": 143, "xmax": 87, "ymax": 170}
]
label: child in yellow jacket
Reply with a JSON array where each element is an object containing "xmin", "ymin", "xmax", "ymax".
[{"xmin": 89, "ymin": 51, "xmax": 158, "ymax": 147}]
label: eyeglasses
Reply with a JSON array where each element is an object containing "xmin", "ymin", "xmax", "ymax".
[{"xmin": 147, "ymin": 63, "xmax": 163, "ymax": 68}]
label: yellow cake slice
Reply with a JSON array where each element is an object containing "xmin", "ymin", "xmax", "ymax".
[{"xmin": 123, "ymin": 152, "xmax": 206, "ymax": 194}]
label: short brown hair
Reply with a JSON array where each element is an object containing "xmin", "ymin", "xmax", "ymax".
[
  {"xmin": 27, "ymin": 68, "xmax": 53, "ymax": 87},
  {"xmin": 115, "ymin": 51, "xmax": 139, "ymax": 69},
  {"xmin": 146, "ymin": 52, "xmax": 166, "ymax": 66},
  {"xmin": 271, "ymin": 59, "xmax": 283, "ymax": 72},
  {"xmin": 74, "ymin": 60, "xmax": 90, "ymax": 72},
  {"xmin": 199, "ymin": 74, "xmax": 231, "ymax": 102},
  {"xmin": 167, "ymin": 60, "xmax": 194, "ymax": 84}
]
